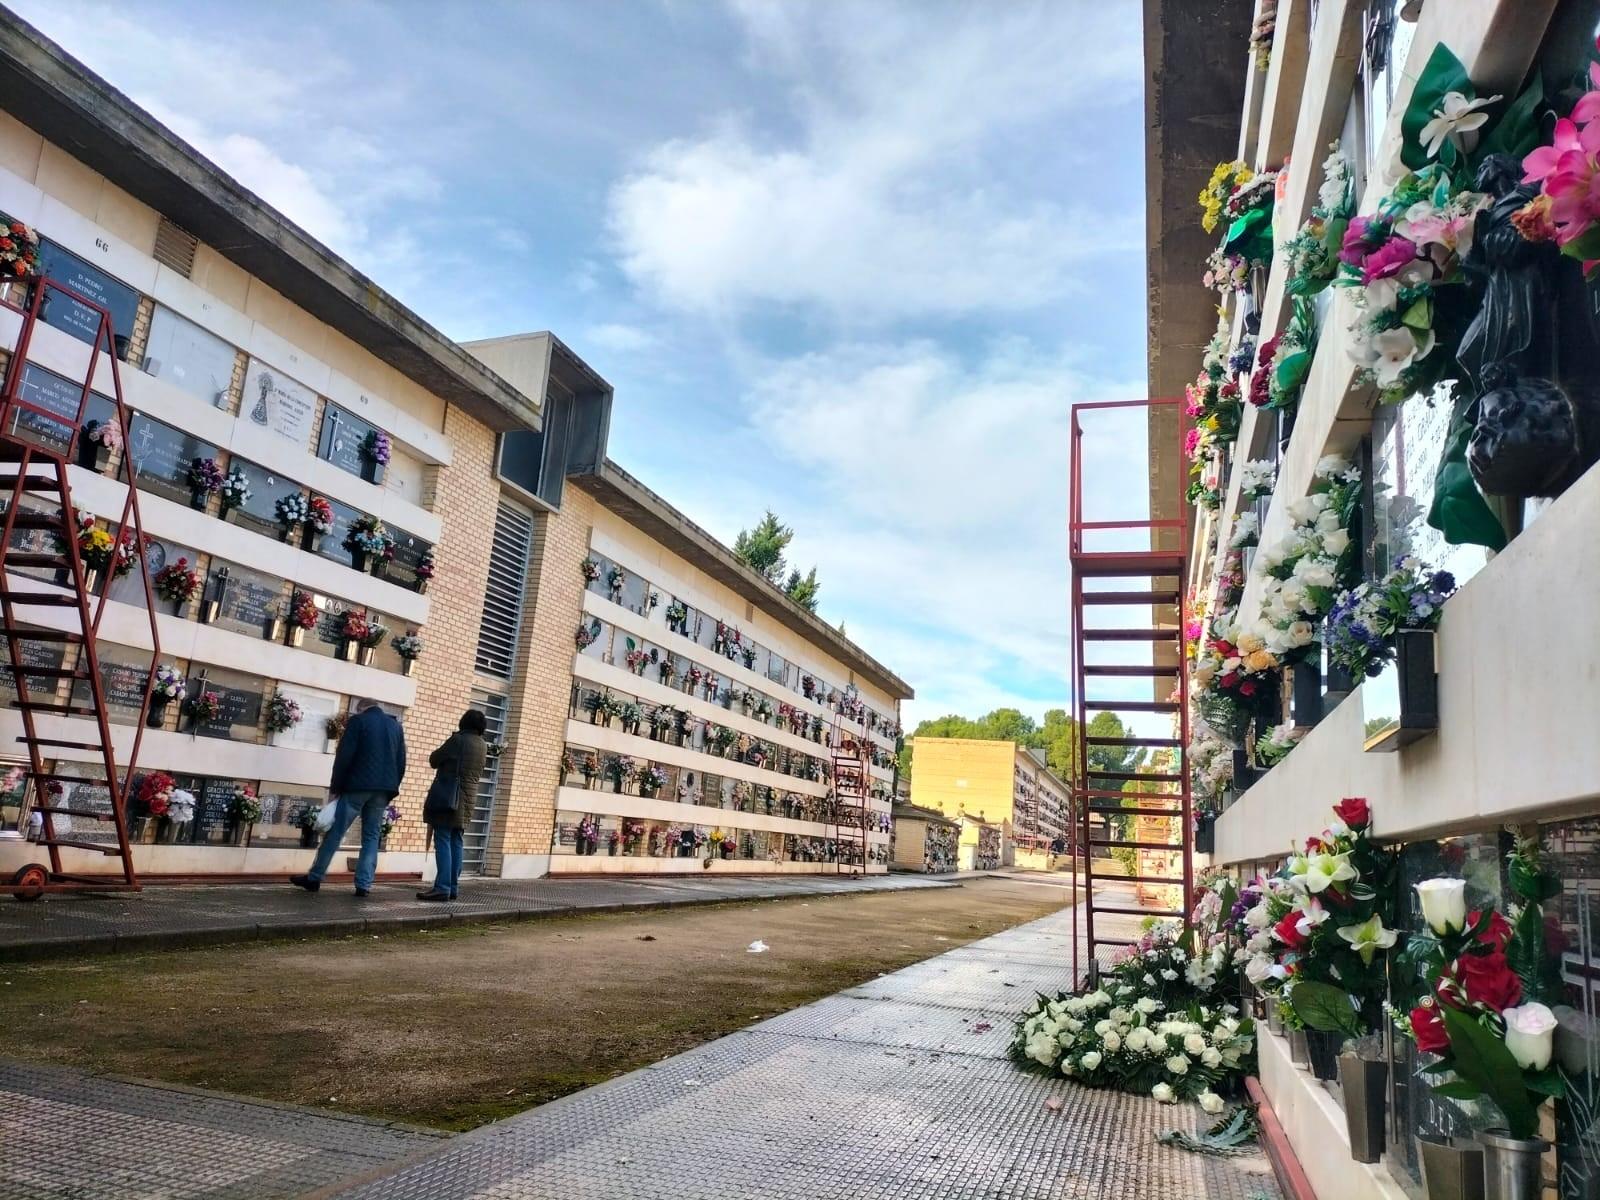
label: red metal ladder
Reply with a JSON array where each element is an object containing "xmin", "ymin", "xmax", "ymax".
[
  {"xmin": 1067, "ymin": 398, "xmax": 1192, "ymax": 985},
  {"xmin": 0, "ymin": 275, "xmax": 161, "ymax": 899}
]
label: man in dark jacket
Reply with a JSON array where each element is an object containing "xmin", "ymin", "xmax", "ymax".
[{"xmin": 291, "ymin": 700, "xmax": 406, "ymax": 897}]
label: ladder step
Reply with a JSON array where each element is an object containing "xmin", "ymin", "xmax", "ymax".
[
  {"xmin": 1086, "ymin": 735, "xmax": 1180, "ymax": 748},
  {"xmin": 1093, "ymin": 904, "xmax": 1186, "ymax": 918},
  {"xmin": 0, "ymin": 590, "xmax": 78, "ymax": 607},
  {"xmin": 1082, "ymin": 628, "xmax": 1180, "ymax": 641},
  {"xmin": 1091, "ymin": 839, "xmax": 1183, "ymax": 851},
  {"xmin": 1081, "ymin": 590, "xmax": 1181, "ymax": 604},
  {"xmin": 1088, "ymin": 771, "xmax": 1183, "ymax": 784},
  {"xmin": 1090, "ymin": 936, "xmax": 1142, "ymax": 947},
  {"xmin": 1072, "ymin": 556, "xmax": 1184, "ymax": 578},
  {"xmin": 1084, "ymin": 700, "xmax": 1180, "ymax": 713},
  {"xmin": 6, "ymin": 513, "xmax": 66, "ymax": 531},
  {"xmin": 1082, "ymin": 664, "xmax": 1180, "ymax": 677},
  {"xmin": 1081, "ymin": 789, "xmax": 1181, "ymax": 801},
  {"xmin": 35, "ymin": 837, "xmax": 123, "ymax": 854},
  {"xmin": 4, "ymin": 553, "xmax": 67, "ymax": 568},
  {"xmin": 8, "ymin": 628, "xmax": 82, "ymax": 643},
  {"xmin": 13, "ymin": 701, "xmax": 100, "ymax": 717},
  {"xmin": 10, "ymin": 665, "xmax": 89, "ymax": 679},
  {"xmin": 0, "ymin": 477, "xmax": 63, "ymax": 493},
  {"xmin": 31, "ymin": 770, "xmax": 107, "ymax": 784},
  {"xmin": 1087, "ymin": 805, "xmax": 1183, "ymax": 816},
  {"xmin": 31, "ymin": 805, "xmax": 118, "ymax": 821},
  {"xmin": 18, "ymin": 736, "xmax": 104, "ymax": 750},
  {"xmin": 1090, "ymin": 872, "xmax": 1188, "ymax": 886}
]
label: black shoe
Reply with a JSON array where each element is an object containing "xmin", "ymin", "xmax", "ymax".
[
  {"xmin": 417, "ymin": 889, "xmax": 451, "ymax": 902},
  {"xmin": 354, "ymin": 887, "xmax": 370, "ymax": 897},
  {"xmin": 290, "ymin": 874, "xmax": 320, "ymax": 893}
]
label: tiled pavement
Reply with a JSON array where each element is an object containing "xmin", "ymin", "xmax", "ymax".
[
  {"xmin": 0, "ymin": 887, "xmax": 1282, "ymax": 1199},
  {"xmin": 0, "ymin": 1059, "xmax": 444, "ymax": 1199},
  {"xmin": 304, "ymin": 899, "xmax": 1280, "ymax": 1200},
  {"xmin": 0, "ymin": 871, "xmax": 955, "ymax": 961}
]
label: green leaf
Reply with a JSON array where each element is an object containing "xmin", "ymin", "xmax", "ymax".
[
  {"xmin": 1399, "ymin": 296, "xmax": 1433, "ymax": 331},
  {"xmin": 1286, "ymin": 980, "xmax": 1361, "ymax": 1035},
  {"xmin": 1441, "ymin": 1006, "xmax": 1540, "ymax": 1140},
  {"xmin": 1426, "ymin": 404, "xmax": 1508, "ymax": 551},
  {"xmin": 1476, "ymin": 74, "xmax": 1546, "ymax": 167},
  {"xmin": 625, "ymin": 637, "xmax": 637, "ymax": 652},
  {"xmin": 1560, "ymin": 225, "xmax": 1600, "ymax": 264},
  {"xmin": 1526, "ymin": 1067, "xmax": 1566, "ymax": 1099},
  {"xmin": 1431, "ymin": 1080, "xmax": 1487, "ymax": 1100},
  {"xmin": 1401, "ymin": 44, "xmax": 1473, "ymax": 170}
]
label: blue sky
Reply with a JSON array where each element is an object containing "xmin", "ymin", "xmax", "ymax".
[{"xmin": 15, "ymin": 0, "xmax": 1151, "ymax": 727}]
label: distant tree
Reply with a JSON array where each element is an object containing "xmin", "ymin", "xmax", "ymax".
[
  {"xmin": 733, "ymin": 510, "xmax": 792, "ymax": 582},
  {"xmin": 785, "ymin": 566, "xmax": 820, "ymax": 612}
]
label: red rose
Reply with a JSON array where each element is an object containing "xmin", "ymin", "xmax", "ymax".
[
  {"xmin": 1304, "ymin": 836, "xmax": 1324, "ymax": 854},
  {"xmin": 1272, "ymin": 911, "xmax": 1306, "ymax": 950},
  {"xmin": 1410, "ymin": 1003, "xmax": 1449, "ymax": 1054},
  {"xmin": 1473, "ymin": 911, "xmax": 1512, "ymax": 953},
  {"xmin": 1450, "ymin": 951, "xmax": 1522, "ymax": 1013},
  {"xmin": 1333, "ymin": 797, "xmax": 1370, "ymax": 830}
]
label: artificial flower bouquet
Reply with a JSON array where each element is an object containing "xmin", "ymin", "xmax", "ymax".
[
  {"xmin": 288, "ymin": 589, "xmax": 320, "ymax": 630},
  {"xmin": 344, "ymin": 515, "xmax": 394, "ymax": 559},
  {"xmin": 133, "ymin": 770, "xmax": 176, "ymax": 819},
  {"xmin": 220, "ymin": 467, "xmax": 251, "ymax": 512},
  {"xmin": 275, "ymin": 493, "xmax": 310, "ymax": 531},
  {"xmin": 182, "ymin": 689, "xmax": 222, "ymax": 724},
  {"xmin": 1394, "ymin": 838, "xmax": 1565, "ymax": 1141},
  {"xmin": 1251, "ymin": 455, "xmax": 1361, "ymax": 664},
  {"xmin": 1273, "ymin": 798, "xmax": 1399, "ymax": 1039},
  {"xmin": 0, "ymin": 213, "xmax": 41, "ymax": 280},
  {"xmin": 1326, "ymin": 555, "xmax": 1456, "ymax": 679},
  {"xmin": 187, "ymin": 456, "xmax": 224, "ymax": 499},
  {"xmin": 266, "ymin": 692, "xmax": 303, "ymax": 733},
  {"xmin": 362, "ymin": 430, "xmax": 391, "ymax": 466},
  {"xmin": 580, "ymin": 557, "xmax": 601, "ymax": 583},
  {"xmin": 1283, "ymin": 142, "xmax": 1354, "ymax": 296},
  {"xmin": 306, "ymin": 495, "xmax": 335, "ymax": 535},
  {"xmin": 1253, "ymin": 721, "xmax": 1302, "ymax": 769},
  {"xmin": 153, "ymin": 557, "xmax": 202, "ymax": 605},
  {"xmin": 1517, "ymin": 36, "xmax": 1600, "ymax": 272},
  {"xmin": 1238, "ymin": 459, "xmax": 1276, "ymax": 501},
  {"xmin": 229, "ymin": 784, "xmax": 261, "ymax": 825},
  {"xmin": 151, "ymin": 663, "xmax": 187, "ymax": 702},
  {"xmin": 392, "ymin": 631, "xmax": 423, "ymax": 661}
]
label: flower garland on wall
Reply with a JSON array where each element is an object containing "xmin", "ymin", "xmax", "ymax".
[{"xmin": 1011, "ymin": 875, "xmax": 1256, "ymax": 1108}]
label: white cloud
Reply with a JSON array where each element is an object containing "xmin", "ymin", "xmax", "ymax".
[{"xmin": 607, "ymin": 1, "xmax": 1141, "ymax": 320}]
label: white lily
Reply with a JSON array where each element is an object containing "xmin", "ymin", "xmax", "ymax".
[
  {"xmin": 1336, "ymin": 914, "xmax": 1399, "ymax": 964},
  {"xmin": 1420, "ymin": 91, "xmax": 1501, "ymax": 158},
  {"xmin": 1302, "ymin": 851, "xmax": 1358, "ymax": 894}
]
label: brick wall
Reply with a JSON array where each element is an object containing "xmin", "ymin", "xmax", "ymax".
[
  {"xmin": 489, "ymin": 486, "xmax": 597, "ymax": 864},
  {"xmin": 387, "ymin": 405, "xmax": 499, "ymax": 853}
]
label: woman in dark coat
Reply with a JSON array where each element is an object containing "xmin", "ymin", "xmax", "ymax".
[{"xmin": 416, "ymin": 709, "xmax": 487, "ymax": 902}]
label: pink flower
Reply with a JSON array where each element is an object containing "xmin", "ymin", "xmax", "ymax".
[
  {"xmin": 1524, "ymin": 117, "xmax": 1585, "ymax": 184},
  {"xmin": 1338, "ymin": 216, "xmax": 1385, "ymax": 266},
  {"xmin": 1362, "ymin": 236, "xmax": 1419, "ymax": 284},
  {"xmin": 1183, "ymin": 427, "xmax": 1202, "ymax": 457},
  {"xmin": 1545, "ymin": 122, "xmax": 1600, "ymax": 245}
]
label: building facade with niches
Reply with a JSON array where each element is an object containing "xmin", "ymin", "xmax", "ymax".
[
  {"xmin": 0, "ymin": 17, "xmax": 553, "ymax": 879},
  {"xmin": 1156, "ymin": 1, "xmax": 1600, "ymax": 1197}
]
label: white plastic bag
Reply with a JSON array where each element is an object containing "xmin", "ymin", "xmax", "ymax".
[{"xmin": 313, "ymin": 799, "xmax": 339, "ymax": 833}]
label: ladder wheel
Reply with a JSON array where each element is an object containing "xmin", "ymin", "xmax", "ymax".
[{"xmin": 11, "ymin": 862, "xmax": 48, "ymax": 901}]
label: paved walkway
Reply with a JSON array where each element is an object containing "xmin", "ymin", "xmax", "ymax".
[
  {"xmin": 0, "ymin": 871, "xmax": 954, "ymax": 961},
  {"xmin": 306, "ymin": 900, "xmax": 1279, "ymax": 1200},
  {"xmin": 0, "ymin": 1059, "xmax": 444, "ymax": 1199}
]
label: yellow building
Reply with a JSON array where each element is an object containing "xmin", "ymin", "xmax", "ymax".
[{"xmin": 907, "ymin": 737, "xmax": 1071, "ymax": 871}]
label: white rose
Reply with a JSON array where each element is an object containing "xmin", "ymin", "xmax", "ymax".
[
  {"xmin": 1125, "ymin": 1027, "xmax": 1149, "ymax": 1052},
  {"xmin": 1202, "ymin": 1047, "xmax": 1223, "ymax": 1068},
  {"xmin": 1321, "ymin": 528, "xmax": 1350, "ymax": 557},
  {"xmin": 1144, "ymin": 973, "xmax": 1156, "ymax": 986},
  {"xmin": 1152, "ymin": 1083, "xmax": 1176, "ymax": 1104},
  {"xmin": 1244, "ymin": 904, "xmax": 1271, "ymax": 930},
  {"xmin": 1080, "ymin": 1050, "xmax": 1103, "ymax": 1071},
  {"xmin": 1503, "ymin": 1003, "xmax": 1558, "ymax": 1071},
  {"xmin": 1161, "ymin": 969, "xmax": 1178, "ymax": 981},
  {"xmin": 1103, "ymin": 1031, "xmax": 1122, "ymax": 1052},
  {"xmin": 1094, "ymin": 1019, "xmax": 1113, "ymax": 1037},
  {"xmin": 1199, "ymin": 1091, "xmax": 1225, "ymax": 1115},
  {"xmin": 1415, "ymin": 878, "xmax": 1467, "ymax": 935},
  {"xmin": 1183, "ymin": 1033, "xmax": 1207, "ymax": 1055},
  {"xmin": 1165, "ymin": 1055, "xmax": 1189, "ymax": 1075},
  {"xmin": 1136, "ymin": 997, "xmax": 1160, "ymax": 1014}
]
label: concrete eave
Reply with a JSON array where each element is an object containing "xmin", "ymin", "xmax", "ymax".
[
  {"xmin": 891, "ymin": 801, "xmax": 958, "ymax": 827},
  {"xmin": 568, "ymin": 460, "xmax": 914, "ymax": 702},
  {"xmin": 0, "ymin": 11, "xmax": 540, "ymax": 433}
]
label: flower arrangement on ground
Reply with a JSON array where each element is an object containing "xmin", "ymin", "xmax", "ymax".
[
  {"xmin": 1393, "ymin": 836, "xmax": 1564, "ymax": 1141},
  {"xmin": 220, "ymin": 467, "xmax": 251, "ymax": 512},
  {"xmin": 392, "ymin": 631, "xmax": 422, "ymax": 661},
  {"xmin": 1011, "ymin": 883, "xmax": 1254, "ymax": 1107},
  {"xmin": 0, "ymin": 214, "xmax": 41, "ymax": 279},
  {"xmin": 187, "ymin": 457, "xmax": 224, "ymax": 501},
  {"xmin": 266, "ymin": 692, "xmax": 303, "ymax": 733},
  {"xmin": 153, "ymin": 557, "xmax": 202, "ymax": 606},
  {"xmin": 1326, "ymin": 556, "xmax": 1456, "ymax": 678},
  {"xmin": 182, "ymin": 689, "xmax": 222, "ymax": 725}
]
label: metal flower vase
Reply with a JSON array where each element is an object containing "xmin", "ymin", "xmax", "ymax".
[
  {"xmin": 1477, "ymin": 1130, "xmax": 1546, "ymax": 1200},
  {"xmin": 1305, "ymin": 1029, "xmax": 1341, "ymax": 1081},
  {"xmin": 1421, "ymin": 1136, "xmax": 1485, "ymax": 1200},
  {"xmin": 1287, "ymin": 1029, "xmax": 1310, "ymax": 1067},
  {"xmin": 1338, "ymin": 1053, "xmax": 1386, "ymax": 1164}
]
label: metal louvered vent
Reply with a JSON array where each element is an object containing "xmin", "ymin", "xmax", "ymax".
[
  {"xmin": 474, "ymin": 500, "xmax": 534, "ymax": 677},
  {"xmin": 152, "ymin": 217, "xmax": 198, "ymax": 277}
]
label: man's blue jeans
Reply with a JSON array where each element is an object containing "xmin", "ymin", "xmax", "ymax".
[
  {"xmin": 433, "ymin": 827, "xmax": 464, "ymax": 898},
  {"xmin": 307, "ymin": 791, "xmax": 388, "ymax": 891}
]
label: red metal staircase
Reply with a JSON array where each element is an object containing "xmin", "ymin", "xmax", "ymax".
[
  {"xmin": 1068, "ymin": 399, "xmax": 1192, "ymax": 985},
  {"xmin": 829, "ymin": 703, "xmax": 870, "ymax": 877},
  {"xmin": 0, "ymin": 275, "xmax": 161, "ymax": 899}
]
